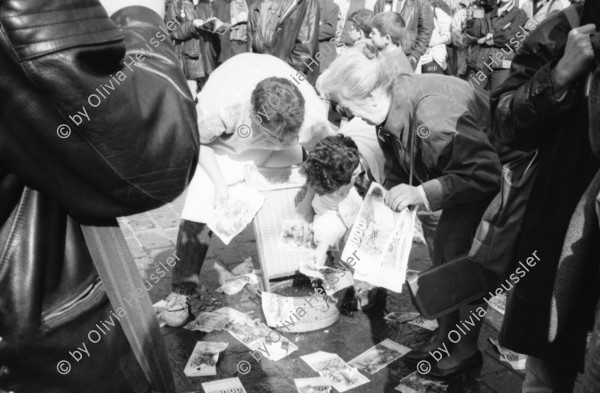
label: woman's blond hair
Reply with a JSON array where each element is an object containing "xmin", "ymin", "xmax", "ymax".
[{"xmin": 316, "ymin": 48, "xmax": 395, "ymax": 104}]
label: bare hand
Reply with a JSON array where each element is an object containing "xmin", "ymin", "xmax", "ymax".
[
  {"xmin": 193, "ymin": 19, "xmax": 204, "ymax": 29},
  {"xmin": 310, "ymin": 243, "xmax": 329, "ymax": 266},
  {"xmin": 213, "ymin": 184, "xmax": 229, "ymax": 209},
  {"xmin": 384, "ymin": 184, "xmax": 423, "ymax": 212},
  {"xmin": 295, "ymin": 197, "xmax": 315, "ymax": 224},
  {"xmin": 552, "ymin": 24, "xmax": 596, "ymax": 96}
]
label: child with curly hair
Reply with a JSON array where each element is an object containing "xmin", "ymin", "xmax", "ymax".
[{"xmin": 303, "ymin": 135, "xmax": 364, "ymax": 265}]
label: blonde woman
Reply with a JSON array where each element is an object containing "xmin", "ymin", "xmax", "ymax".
[{"xmin": 317, "ymin": 50, "xmax": 503, "ymax": 379}]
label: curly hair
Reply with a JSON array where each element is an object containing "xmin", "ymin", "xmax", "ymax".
[
  {"xmin": 303, "ymin": 135, "xmax": 360, "ymax": 195},
  {"xmin": 251, "ymin": 77, "xmax": 305, "ymax": 143}
]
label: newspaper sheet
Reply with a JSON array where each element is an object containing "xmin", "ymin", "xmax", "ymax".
[
  {"xmin": 206, "ymin": 184, "xmax": 265, "ymax": 245},
  {"xmin": 341, "ymin": 183, "xmax": 416, "ymax": 292},
  {"xmin": 348, "ymin": 339, "xmax": 410, "ymax": 374},
  {"xmin": 301, "ymin": 351, "xmax": 369, "ymax": 392},
  {"xmin": 183, "ymin": 341, "xmax": 228, "ymax": 377},
  {"xmin": 202, "ymin": 377, "xmax": 247, "ymax": 393}
]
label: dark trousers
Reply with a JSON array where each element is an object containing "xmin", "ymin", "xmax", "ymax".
[
  {"xmin": 171, "ymin": 219, "xmax": 213, "ymax": 295},
  {"xmin": 466, "ymin": 67, "xmax": 510, "ymax": 93}
]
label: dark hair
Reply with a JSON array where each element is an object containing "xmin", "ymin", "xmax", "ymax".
[
  {"xmin": 348, "ymin": 9, "xmax": 375, "ymax": 36},
  {"xmin": 303, "ymin": 135, "xmax": 360, "ymax": 195},
  {"xmin": 251, "ymin": 77, "xmax": 305, "ymax": 142},
  {"xmin": 372, "ymin": 12, "xmax": 406, "ymax": 46}
]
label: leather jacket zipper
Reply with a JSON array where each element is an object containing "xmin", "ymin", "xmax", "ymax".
[{"xmin": 42, "ymin": 277, "xmax": 105, "ymax": 329}]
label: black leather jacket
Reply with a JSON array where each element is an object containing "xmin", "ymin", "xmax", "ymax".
[
  {"xmin": 0, "ymin": 1, "xmax": 199, "ymax": 392},
  {"xmin": 247, "ymin": 0, "xmax": 320, "ymax": 80}
]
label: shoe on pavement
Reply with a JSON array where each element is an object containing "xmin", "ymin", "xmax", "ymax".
[
  {"xmin": 404, "ymin": 347, "xmax": 436, "ymax": 364},
  {"xmin": 427, "ymin": 351, "xmax": 483, "ymax": 380},
  {"xmin": 162, "ymin": 292, "xmax": 190, "ymax": 327}
]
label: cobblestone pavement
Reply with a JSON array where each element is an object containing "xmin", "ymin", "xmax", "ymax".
[{"xmin": 118, "ymin": 196, "xmax": 584, "ymax": 393}]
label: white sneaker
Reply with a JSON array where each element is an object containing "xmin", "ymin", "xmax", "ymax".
[{"xmin": 162, "ymin": 292, "xmax": 190, "ymax": 327}]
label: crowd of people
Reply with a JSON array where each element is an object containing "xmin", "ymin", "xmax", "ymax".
[
  {"xmin": 166, "ymin": 0, "xmax": 583, "ymax": 92},
  {"xmin": 1, "ymin": 0, "xmax": 599, "ymax": 392}
]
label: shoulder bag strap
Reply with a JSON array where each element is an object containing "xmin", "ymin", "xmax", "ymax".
[{"xmin": 81, "ymin": 223, "xmax": 176, "ymax": 393}]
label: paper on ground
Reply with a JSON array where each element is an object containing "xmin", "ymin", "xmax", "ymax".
[
  {"xmin": 207, "ymin": 184, "xmax": 265, "ymax": 245},
  {"xmin": 385, "ymin": 312, "xmax": 438, "ymax": 331},
  {"xmin": 184, "ymin": 306, "xmax": 255, "ymax": 333},
  {"xmin": 183, "ymin": 341, "xmax": 228, "ymax": 377},
  {"xmin": 202, "ymin": 377, "xmax": 247, "ymax": 393},
  {"xmin": 489, "ymin": 338, "xmax": 526, "ymax": 370},
  {"xmin": 341, "ymin": 183, "xmax": 416, "ymax": 292},
  {"xmin": 216, "ymin": 273, "xmax": 259, "ymax": 295},
  {"xmin": 299, "ymin": 264, "xmax": 353, "ymax": 297},
  {"xmin": 395, "ymin": 372, "xmax": 447, "ymax": 393},
  {"xmin": 301, "ymin": 351, "xmax": 369, "ymax": 392},
  {"xmin": 348, "ymin": 339, "xmax": 410, "ymax": 374},
  {"xmin": 294, "ymin": 377, "xmax": 331, "ymax": 393},
  {"xmin": 226, "ymin": 319, "xmax": 298, "ymax": 361}
]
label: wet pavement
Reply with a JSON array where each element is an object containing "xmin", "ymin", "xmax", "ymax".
[{"xmin": 118, "ymin": 195, "xmax": 585, "ymax": 393}]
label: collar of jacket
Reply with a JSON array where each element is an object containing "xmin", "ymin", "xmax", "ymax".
[
  {"xmin": 494, "ymin": 1, "xmax": 515, "ymax": 18},
  {"xmin": 377, "ymin": 75, "xmax": 418, "ymax": 149}
]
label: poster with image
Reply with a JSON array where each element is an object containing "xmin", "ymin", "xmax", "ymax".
[
  {"xmin": 202, "ymin": 377, "xmax": 247, "ymax": 393},
  {"xmin": 294, "ymin": 377, "xmax": 331, "ymax": 393},
  {"xmin": 395, "ymin": 372, "xmax": 447, "ymax": 393},
  {"xmin": 341, "ymin": 183, "xmax": 416, "ymax": 292},
  {"xmin": 301, "ymin": 351, "xmax": 369, "ymax": 392},
  {"xmin": 348, "ymin": 339, "xmax": 410, "ymax": 374}
]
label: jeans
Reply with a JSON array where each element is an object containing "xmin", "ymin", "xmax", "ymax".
[
  {"xmin": 522, "ymin": 356, "xmax": 577, "ymax": 393},
  {"xmin": 171, "ymin": 219, "xmax": 212, "ymax": 295}
]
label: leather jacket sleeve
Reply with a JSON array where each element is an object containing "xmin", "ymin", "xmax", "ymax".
[
  {"xmin": 0, "ymin": 1, "xmax": 199, "ymax": 218},
  {"xmin": 247, "ymin": 0, "xmax": 256, "ymax": 52},
  {"xmin": 490, "ymin": 9, "xmax": 581, "ymax": 151},
  {"xmin": 287, "ymin": 0, "xmax": 320, "ymax": 73},
  {"xmin": 410, "ymin": 0, "xmax": 434, "ymax": 59},
  {"xmin": 318, "ymin": 0, "xmax": 339, "ymax": 41}
]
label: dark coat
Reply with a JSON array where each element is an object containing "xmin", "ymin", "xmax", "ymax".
[
  {"xmin": 213, "ymin": 0, "xmax": 249, "ymax": 63},
  {"xmin": 374, "ymin": 0, "xmax": 434, "ymax": 60},
  {"xmin": 247, "ymin": 0, "xmax": 320, "ymax": 81},
  {"xmin": 378, "ymin": 74, "xmax": 502, "ymax": 212},
  {"xmin": 317, "ymin": 0, "xmax": 340, "ymax": 70},
  {"xmin": 491, "ymin": 5, "xmax": 600, "ymax": 370},
  {"xmin": 466, "ymin": 5, "xmax": 528, "ymax": 72},
  {"xmin": 0, "ymin": 2, "xmax": 198, "ymax": 392}
]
